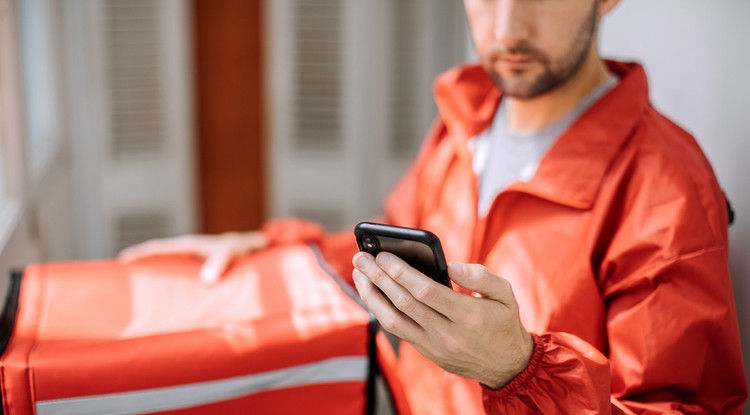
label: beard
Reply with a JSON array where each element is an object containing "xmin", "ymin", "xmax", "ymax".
[{"xmin": 484, "ymin": 1, "xmax": 600, "ymax": 99}]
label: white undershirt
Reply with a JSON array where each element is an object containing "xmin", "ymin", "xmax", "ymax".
[{"xmin": 473, "ymin": 76, "xmax": 619, "ymax": 216}]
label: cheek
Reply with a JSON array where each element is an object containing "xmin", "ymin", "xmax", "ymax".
[
  {"xmin": 535, "ymin": 8, "xmax": 593, "ymax": 55},
  {"xmin": 466, "ymin": 11, "xmax": 494, "ymax": 48},
  {"xmin": 471, "ymin": 30, "xmax": 498, "ymax": 66}
]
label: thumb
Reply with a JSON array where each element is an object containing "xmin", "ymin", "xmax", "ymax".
[
  {"xmin": 200, "ymin": 252, "xmax": 232, "ymax": 284},
  {"xmin": 448, "ymin": 262, "xmax": 515, "ymax": 305}
]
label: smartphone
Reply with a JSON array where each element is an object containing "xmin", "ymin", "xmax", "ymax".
[{"xmin": 354, "ymin": 222, "xmax": 452, "ymax": 288}]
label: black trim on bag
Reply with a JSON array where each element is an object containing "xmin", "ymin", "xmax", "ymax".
[
  {"xmin": 309, "ymin": 244, "xmax": 389, "ymax": 415},
  {"xmin": 0, "ymin": 269, "xmax": 23, "ymax": 415},
  {"xmin": 365, "ymin": 315, "xmax": 379, "ymax": 415},
  {"xmin": 727, "ymin": 198, "xmax": 735, "ymax": 226},
  {"xmin": 0, "ymin": 269, "xmax": 23, "ymax": 358}
]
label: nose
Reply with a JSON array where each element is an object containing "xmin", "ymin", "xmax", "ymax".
[{"xmin": 493, "ymin": 0, "xmax": 530, "ymax": 50}]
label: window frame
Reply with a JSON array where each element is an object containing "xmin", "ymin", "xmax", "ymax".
[
  {"xmin": 0, "ymin": 0, "xmax": 36, "ymax": 302},
  {"xmin": 18, "ymin": 0, "xmax": 65, "ymax": 181}
]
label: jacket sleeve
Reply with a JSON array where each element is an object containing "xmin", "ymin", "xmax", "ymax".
[
  {"xmin": 481, "ymin": 332, "xmax": 611, "ymax": 414},
  {"xmin": 482, "ymin": 144, "xmax": 748, "ymax": 414},
  {"xmin": 482, "ymin": 246, "xmax": 747, "ymax": 414},
  {"xmin": 604, "ymin": 245, "xmax": 746, "ymax": 414}
]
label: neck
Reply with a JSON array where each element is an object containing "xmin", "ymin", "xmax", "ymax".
[{"xmin": 505, "ymin": 53, "xmax": 611, "ymax": 134}]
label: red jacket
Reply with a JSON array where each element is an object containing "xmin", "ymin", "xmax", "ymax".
[{"xmin": 264, "ymin": 61, "xmax": 747, "ymax": 414}]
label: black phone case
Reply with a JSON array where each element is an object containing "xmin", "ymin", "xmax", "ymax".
[{"xmin": 354, "ymin": 222, "xmax": 451, "ymax": 288}]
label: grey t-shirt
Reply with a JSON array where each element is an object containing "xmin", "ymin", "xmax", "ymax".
[{"xmin": 474, "ymin": 76, "xmax": 618, "ymax": 216}]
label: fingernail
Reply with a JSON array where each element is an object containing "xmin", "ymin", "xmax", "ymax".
[
  {"xmin": 355, "ymin": 254, "xmax": 371, "ymax": 268},
  {"xmin": 448, "ymin": 262, "xmax": 465, "ymax": 277},
  {"xmin": 376, "ymin": 252, "xmax": 391, "ymax": 266}
]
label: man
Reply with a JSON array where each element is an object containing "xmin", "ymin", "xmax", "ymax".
[{"xmin": 122, "ymin": 0, "xmax": 748, "ymax": 412}]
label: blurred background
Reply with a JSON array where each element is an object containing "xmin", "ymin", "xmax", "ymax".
[{"xmin": 0, "ymin": 0, "xmax": 747, "ymax": 406}]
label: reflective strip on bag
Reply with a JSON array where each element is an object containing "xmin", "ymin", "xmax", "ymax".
[{"xmin": 35, "ymin": 356, "xmax": 368, "ymax": 415}]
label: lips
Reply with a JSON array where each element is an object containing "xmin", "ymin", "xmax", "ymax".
[
  {"xmin": 496, "ymin": 55, "xmax": 535, "ymax": 71},
  {"xmin": 501, "ymin": 55, "xmax": 533, "ymax": 64}
]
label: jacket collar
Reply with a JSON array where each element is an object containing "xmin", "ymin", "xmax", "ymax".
[{"xmin": 434, "ymin": 60, "xmax": 651, "ymax": 209}]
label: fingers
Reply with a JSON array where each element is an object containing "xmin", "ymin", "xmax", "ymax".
[
  {"xmin": 375, "ymin": 252, "xmax": 459, "ymax": 318},
  {"xmin": 118, "ymin": 241, "xmax": 159, "ymax": 262},
  {"xmin": 200, "ymin": 252, "xmax": 233, "ymax": 284},
  {"xmin": 118, "ymin": 233, "xmax": 268, "ymax": 285},
  {"xmin": 246, "ymin": 232, "xmax": 270, "ymax": 251},
  {"xmin": 221, "ymin": 231, "xmax": 270, "ymax": 255},
  {"xmin": 118, "ymin": 236, "xmax": 202, "ymax": 262},
  {"xmin": 353, "ymin": 252, "xmax": 452, "ymax": 324},
  {"xmin": 352, "ymin": 269, "xmax": 423, "ymax": 342},
  {"xmin": 447, "ymin": 262, "xmax": 515, "ymax": 306}
]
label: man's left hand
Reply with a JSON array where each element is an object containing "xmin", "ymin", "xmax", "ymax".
[{"xmin": 352, "ymin": 251, "xmax": 534, "ymax": 389}]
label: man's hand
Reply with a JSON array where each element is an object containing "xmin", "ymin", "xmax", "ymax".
[
  {"xmin": 119, "ymin": 232, "xmax": 268, "ymax": 284},
  {"xmin": 352, "ymin": 251, "xmax": 534, "ymax": 389}
]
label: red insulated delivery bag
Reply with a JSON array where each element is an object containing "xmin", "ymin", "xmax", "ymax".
[{"xmin": 0, "ymin": 244, "xmax": 402, "ymax": 415}]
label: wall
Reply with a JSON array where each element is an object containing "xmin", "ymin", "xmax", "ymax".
[{"xmin": 601, "ymin": 0, "xmax": 750, "ymax": 406}]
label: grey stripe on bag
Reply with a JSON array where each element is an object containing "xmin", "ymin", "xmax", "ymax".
[{"xmin": 36, "ymin": 356, "xmax": 368, "ymax": 415}]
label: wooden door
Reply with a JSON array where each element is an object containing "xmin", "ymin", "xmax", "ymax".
[{"xmin": 193, "ymin": 0, "xmax": 266, "ymax": 233}]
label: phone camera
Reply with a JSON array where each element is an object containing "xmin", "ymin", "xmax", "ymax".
[{"xmin": 362, "ymin": 235, "xmax": 377, "ymax": 252}]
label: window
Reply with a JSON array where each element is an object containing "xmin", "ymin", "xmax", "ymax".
[
  {"xmin": 0, "ymin": 0, "xmax": 35, "ymax": 293},
  {"xmin": 64, "ymin": 0, "xmax": 196, "ymax": 258},
  {"xmin": 0, "ymin": 98, "xmax": 7, "ymax": 204},
  {"xmin": 0, "ymin": 0, "xmax": 23, "ymax": 227},
  {"xmin": 267, "ymin": 0, "xmax": 468, "ymax": 228},
  {"xmin": 19, "ymin": 0, "xmax": 63, "ymax": 178}
]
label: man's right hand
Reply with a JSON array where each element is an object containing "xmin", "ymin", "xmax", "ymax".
[{"xmin": 118, "ymin": 232, "xmax": 269, "ymax": 284}]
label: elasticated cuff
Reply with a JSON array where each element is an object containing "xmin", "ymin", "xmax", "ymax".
[{"xmin": 481, "ymin": 333, "xmax": 544, "ymax": 402}]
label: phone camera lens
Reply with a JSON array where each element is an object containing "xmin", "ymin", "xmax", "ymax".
[{"xmin": 362, "ymin": 236, "xmax": 376, "ymax": 251}]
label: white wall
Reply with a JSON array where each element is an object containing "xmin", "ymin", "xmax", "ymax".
[{"xmin": 601, "ymin": 0, "xmax": 750, "ymax": 407}]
